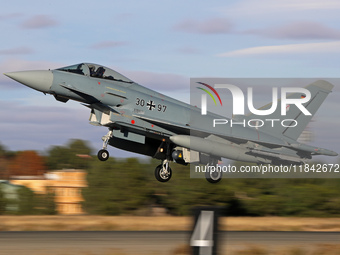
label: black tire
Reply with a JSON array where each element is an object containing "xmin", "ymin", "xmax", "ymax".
[
  {"xmin": 205, "ymin": 169, "xmax": 222, "ymax": 183},
  {"xmin": 98, "ymin": 149, "xmax": 109, "ymax": 161},
  {"xmin": 155, "ymin": 164, "xmax": 172, "ymax": 182}
]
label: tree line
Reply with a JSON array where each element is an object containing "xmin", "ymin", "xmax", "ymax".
[{"xmin": 0, "ymin": 140, "xmax": 340, "ymax": 216}]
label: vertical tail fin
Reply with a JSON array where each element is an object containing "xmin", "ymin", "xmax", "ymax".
[{"xmin": 245, "ymin": 80, "xmax": 334, "ymax": 141}]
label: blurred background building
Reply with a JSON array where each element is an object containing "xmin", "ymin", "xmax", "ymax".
[{"xmin": 9, "ymin": 169, "xmax": 87, "ymax": 215}]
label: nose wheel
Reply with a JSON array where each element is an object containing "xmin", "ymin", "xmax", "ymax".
[
  {"xmin": 155, "ymin": 159, "xmax": 172, "ymax": 182},
  {"xmin": 97, "ymin": 128, "xmax": 113, "ymax": 161},
  {"xmin": 98, "ymin": 149, "xmax": 109, "ymax": 161}
]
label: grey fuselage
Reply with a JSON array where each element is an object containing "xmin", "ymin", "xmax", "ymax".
[{"xmin": 4, "ymin": 63, "xmax": 337, "ymax": 165}]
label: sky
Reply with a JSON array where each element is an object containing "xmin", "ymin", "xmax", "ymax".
[{"xmin": 0, "ymin": 0, "xmax": 340, "ymax": 161}]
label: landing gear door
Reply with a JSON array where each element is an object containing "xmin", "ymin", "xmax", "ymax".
[
  {"xmin": 89, "ymin": 109, "xmax": 111, "ymax": 126},
  {"xmin": 183, "ymin": 148, "xmax": 200, "ymax": 163}
]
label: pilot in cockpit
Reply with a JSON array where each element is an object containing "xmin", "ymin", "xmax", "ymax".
[
  {"xmin": 89, "ymin": 66, "xmax": 106, "ymax": 78},
  {"xmin": 89, "ymin": 65, "xmax": 96, "ymax": 77},
  {"xmin": 95, "ymin": 67, "xmax": 106, "ymax": 78}
]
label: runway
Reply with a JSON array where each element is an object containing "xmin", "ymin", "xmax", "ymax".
[{"xmin": 0, "ymin": 231, "xmax": 339, "ymax": 255}]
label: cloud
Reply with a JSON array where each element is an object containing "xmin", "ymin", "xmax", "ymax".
[
  {"xmin": 175, "ymin": 46, "xmax": 201, "ymax": 55},
  {"xmin": 0, "ymin": 100, "xmax": 102, "ymax": 151},
  {"xmin": 0, "ymin": 99, "xmax": 145, "ymax": 157},
  {"xmin": 0, "ymin": 13, "xmax": 23, "ymax": 21},
  {"xmin": 174, "ymin": 17, "xmax": 232, "ymax": 34},
  {"xmin": 0, "ymin": 47, "xmax": 34, "ymax": 55},
  {"xmin": 224, "ymin": 0, "xmax": 340, "ymax": 16},
  {"xmin": 247, "ymin": 21, "xmax": 340, "ymax": 40},
  {"xmin": 90, "ymin": 41, "xmax": 128, "ymax": 49},
  {"xmin": 21, "ymin": 15, "xmax": 58, "ymax": 29},
  {"xmin": 218, "ymin": 41, "xmax": 340, "ymax": 57}
]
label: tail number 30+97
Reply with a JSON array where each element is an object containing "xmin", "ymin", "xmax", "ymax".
[{"xmin": 136, "ymin": 98, "xmax": 167, "ymax": 112}]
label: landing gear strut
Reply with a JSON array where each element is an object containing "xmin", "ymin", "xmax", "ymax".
[
  {"xmin": 155, "ymin": 159, "xmax": 172, "ymax": 182},
  {"xmin": 97, "ymin": 128, "xmax": 113, "ymax": 161}
]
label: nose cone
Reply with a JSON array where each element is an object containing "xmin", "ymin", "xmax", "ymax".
[
  {"xmin": 4, "ymin": 70, "xmax": 53, "ymax": 93},
  {"xmin": 327, "ymin": 150, "xmax": 338, "ymax": 157}
]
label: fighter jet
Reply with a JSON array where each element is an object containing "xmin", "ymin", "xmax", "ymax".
[{"xmin": 4, "ymin": 63, "xmax": 337, "ymax": 183}]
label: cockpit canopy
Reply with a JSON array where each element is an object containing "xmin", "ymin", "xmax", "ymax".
[{"xmin": 56, "ymin": 63, "xmax": 134, "ymax": 84}]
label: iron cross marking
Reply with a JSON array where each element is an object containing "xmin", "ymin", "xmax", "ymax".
[{"xmin": 147, "ymin": 100, "xmax": 156, "ymax": 110}]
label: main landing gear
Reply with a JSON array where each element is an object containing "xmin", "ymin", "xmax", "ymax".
[
  {"xmin": 97, "ymin": 129, "xmax": 113, "ymax": 161},
  {"xmin": 205, "ymin": 160, "xmax": 222, "ymax": 184},
  {"xmin": 205, "ymin": 169, "xmax": 222, "ymax": 184},
  {"xmin": 155, "ymin": 159, "xmax": 172, "ymax": 182}
]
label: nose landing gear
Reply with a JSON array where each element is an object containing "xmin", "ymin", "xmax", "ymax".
[
  {"xmin": 155, "ymin": 159, "xmax": 172, "ymax": 182},
  {"xmin": 98, "ymin": 149, "xmax": 109, "ymax": 161},
  {"xmin": 97, "ymin": 128, "xmax": 113, "ymax": 161}
]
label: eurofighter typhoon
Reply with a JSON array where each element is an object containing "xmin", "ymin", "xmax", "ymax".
[{"xmin": 4, "ymin": 63, "xmax": 337, "ymax": 183}]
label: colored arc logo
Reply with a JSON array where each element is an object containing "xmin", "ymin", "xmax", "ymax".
[{"xmin": 196, "ymin": 82, "xmax": 223, "ymax": 106}]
